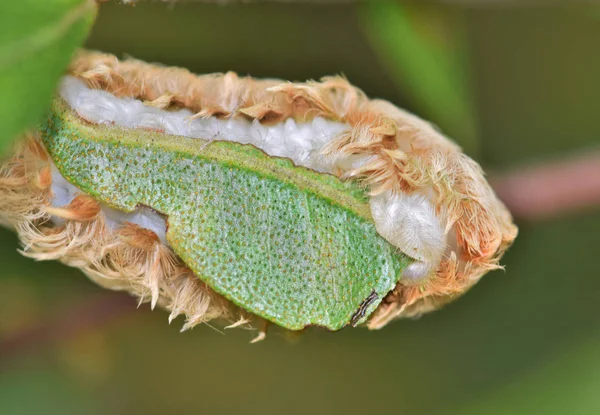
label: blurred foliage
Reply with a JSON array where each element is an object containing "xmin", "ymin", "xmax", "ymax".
[
  {"xmin": 1, "ymin": 1, "xmax": 599, "ymax": 415},
  {"xmin": 450, "ymin": 333, "xmax": 600, "ymax": 415},
  {"xmin": 467, "ymin": 4, "xmax": 600, "ymax": 168},
  {"xmin": 0, "ymin": 0, "xmax": 96, "ymax": 152},
  {"xmin": 362, "ymin": 2, "xmax": 478, "ymax": 154}
]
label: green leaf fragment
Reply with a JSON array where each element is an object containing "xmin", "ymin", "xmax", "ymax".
[
  {"xmin": 0, "ymin": 0, "xmax": 97, "ymax": 152},
  {"xmin": 41, "ymin": 100, "xmax": 411, "ymax": 330}
]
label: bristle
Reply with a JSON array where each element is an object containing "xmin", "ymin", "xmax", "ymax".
[
  {"xmin": 117, "ymin": 222, "xmax": 161, "ymax": 251},
  {"xmin": 44, "ymin": 194, "xmax": 101, "ymax": 221},
  {"xmin": 35, "ymin": 166, "xmax": 53, "ymax": 189}
]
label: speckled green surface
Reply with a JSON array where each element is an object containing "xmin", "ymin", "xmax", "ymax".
[{"xmin": 41, "ymin": 100, "xmax": 410, "ymax": 330}]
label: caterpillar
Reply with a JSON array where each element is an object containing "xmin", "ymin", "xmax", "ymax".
[{"xmin": 0, "ymin": 50, "xmax": 517, "ymax": 340}]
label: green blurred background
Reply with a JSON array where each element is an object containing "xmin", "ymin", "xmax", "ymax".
[{"xmin": 1, "ymin": 1, "xmax": 600, "ymax": 414}]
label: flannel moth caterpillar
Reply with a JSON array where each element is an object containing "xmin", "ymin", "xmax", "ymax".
[{"xmin": 0, "ymin": 51, "xmax": 517, "ymax": 338}]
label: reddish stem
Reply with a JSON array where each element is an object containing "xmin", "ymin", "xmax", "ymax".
[{"xmin": 491, "ymin": 151, "xmax": 600, "ymax": 220}]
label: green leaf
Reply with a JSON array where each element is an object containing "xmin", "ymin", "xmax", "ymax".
[
  {"xmin": 42, "ymin": 99, "xmax": 411, "ymax": 331},
  {"xmin": 361, "ymin": 2, "xmax": 478, "ymax": 155},
  {"xmin": 0, "ymin": 0, "xmax": 97, "ymax": 152}
]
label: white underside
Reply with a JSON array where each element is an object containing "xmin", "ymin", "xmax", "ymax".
[{"xmin": 50, "ymin": 76, "xmax": 447, "ymax": 281}]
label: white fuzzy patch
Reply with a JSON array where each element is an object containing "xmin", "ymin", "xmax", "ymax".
[
  {"xmin": 370, "ymin": 191, "xmax": 446, "ymax": 282},
  {"xmin": 50, "ymin": 76, "xmax": 447, "ymax": 282}
]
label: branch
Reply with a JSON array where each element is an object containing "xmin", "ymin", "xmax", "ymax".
[{"xmin": 491, "ymin": 151, "xmax": 600, "ymax": 220}]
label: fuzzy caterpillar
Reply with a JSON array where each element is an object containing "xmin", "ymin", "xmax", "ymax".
[{"xmin": 0, "ymin": 51, "xmax": 517, "ymax": 337}]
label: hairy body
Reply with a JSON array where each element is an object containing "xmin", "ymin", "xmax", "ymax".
[{"xmin": 0, "ymin": 51, "xmax": 517, "ymax": 336}]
